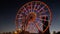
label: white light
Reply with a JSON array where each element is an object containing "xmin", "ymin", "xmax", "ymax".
[{"xmin": 14, "ymin": 31, "xmax": 17, "ymax": 34}]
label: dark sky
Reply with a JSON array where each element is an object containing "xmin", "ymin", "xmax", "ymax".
[{"xmin": 0, "ymin": 0, "xmax": 60, "ymax": 33}]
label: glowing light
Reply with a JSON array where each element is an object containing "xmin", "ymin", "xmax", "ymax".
[
  {"xmin": 18, "ymin": 28, "xmax": 22, "ymax": 32},
  {"xmin": 14, "ymin": 31, "xmax": 17, "ymax": 34}
]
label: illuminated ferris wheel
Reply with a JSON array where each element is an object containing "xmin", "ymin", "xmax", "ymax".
[{"xmin": 15, "ymin": 1, "xmax": 52, "ymax": 33}]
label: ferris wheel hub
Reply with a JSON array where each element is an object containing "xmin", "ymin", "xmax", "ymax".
[{"xmin": 27, "ymin": 12, "xmax": 36, "ymax": 22}]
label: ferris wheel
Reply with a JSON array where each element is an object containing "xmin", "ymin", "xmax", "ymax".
[{"xmin": 15, "ymin": 1, "xmax": 52, "ymax": 33}]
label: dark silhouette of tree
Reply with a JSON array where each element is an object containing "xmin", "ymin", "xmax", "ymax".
[
  {"xmin": 56, "ymin": 31, "xmax": 60, "ymax": 34},
  {"xmin": 53, "ymin": 31, "xmax": 56, "ymax": 34}
]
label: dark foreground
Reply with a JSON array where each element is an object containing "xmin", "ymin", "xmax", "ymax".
[{"xmin": 1, "ymin": 30, "xmax": 60, "ymax": 34}]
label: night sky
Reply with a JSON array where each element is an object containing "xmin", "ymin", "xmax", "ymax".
[{"xmin": 0, "ymin": 0, "xmax": 60, "ymax": 34}]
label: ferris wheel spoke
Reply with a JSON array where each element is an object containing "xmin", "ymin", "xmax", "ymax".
[
  {"xmin": 38, "ymin": 5, "xmax": 46, "ymax": 12},
  {"xmin": 36, "ymin": 20, "xmax": 45, "ymax": 28},
  {"xmin": 31, "ymin": 2, "xmax": 33, "ymax": 12},
  {"xmin": 37, "ymin": 5, "xmax": 41, "ymax": 11},
  {"xmin": 40, "ymin": 14, "xmax": 50, "ymax": 17},
  {"xmin": 35, "ymin": 23, "xmax": 41, "ymax": 31},
  {"xmin": 23, "ymin": 7, "xmax": 28, "ymax": 13},
  {"xmin": 18, "ymin": 18, "xmax": 22, "ymax": 20},
  {"xmin": 37, "ymin": 2, "xmax": 41, "ymax": 11},
  {"xmin": 25, "ymin": 22, "xmax": 30, "ymax": 30},
  {"xmin": 40, "ymin": 9, "xmax": 48, "ymax": 14},
  {"xmin": 34, "ymin": 2, "xmax": 37, "ymax": 9},
  {"xmin": 24, "ymin": 9, "xmax": 28, "ymax": 15}
]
